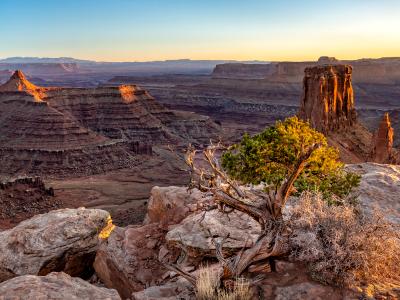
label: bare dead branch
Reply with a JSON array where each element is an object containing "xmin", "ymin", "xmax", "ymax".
[{"xmin": 164, "ymin": 264, "xmax": 197, "ymax": 286}]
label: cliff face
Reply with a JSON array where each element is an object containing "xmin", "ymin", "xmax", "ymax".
[
  {"xmin": 0, "ymin": 70, "xmax": 47, "ymax": 100},
  {"xmin": 297, "ymin": 65, "xmax": 375, "ymax": 164},
  {"xmin": 212, "ymin": 63, "xmax": 276, "ymax": 79},
  {"xmin": 370, "ymin": 113, "xmax": 395, "ymax": 163},
  {"xmin": 299, "ymin": 65, "xmax": 356, "ymax": 133},
  {"xmin": 0, "ymin": 71, "xmax": 219, "ymax": 178}
]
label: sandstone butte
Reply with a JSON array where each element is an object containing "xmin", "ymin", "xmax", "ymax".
[
  {"xmin": 0, "ymin": 70, "xmax": 220, "ymax": 178},
  {"xmin": 298, "ymin": 64, "xmax": 399, "ymax": 164}
]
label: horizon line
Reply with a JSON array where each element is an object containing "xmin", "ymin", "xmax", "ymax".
[{"xmin": 1, "ymin": 55, "xmax": 400, "ymax": 64}]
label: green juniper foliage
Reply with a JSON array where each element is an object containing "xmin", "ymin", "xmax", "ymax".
[{"xmin": 222, "ymin": 117, "xmax": 360, "ymax": 202}]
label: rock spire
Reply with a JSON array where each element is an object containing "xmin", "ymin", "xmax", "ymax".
[{"xmin": 371, "ymin": 113, "xmax": 394, "ymax": 163}]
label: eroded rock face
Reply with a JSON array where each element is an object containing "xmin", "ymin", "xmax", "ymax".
[
  {"xmin": 144, "ymin": 186, "xmax": 212, "ymax": 229},
  {"xmin": 299, "ymin": 65, "xmax": 356, "ymax": 133},
  {"xmin": 166, "ymin": 209, "xmax": 261, "ymax": 259},
  {"xmin": 370, "ymin": 113, "xmax": 395, "ymax": 163},
  {"xmin": 0, "ymin": 69, "xmax": 46, "ymax": 100},
  {"xmin": 94, "ymin": 224, "xmax": 168, "ymax": 299},
  {"xmin": 0, "ymin": 272, "xmax": 121, "ymax": 300},
  {"xmin": 0, "ymin": 208, "xmax": 110, "ymax": 282}
]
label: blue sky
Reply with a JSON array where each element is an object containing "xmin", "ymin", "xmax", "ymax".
[{"xmin": 0, "ymin": 0, "xmax": 399, "ymax": 61}]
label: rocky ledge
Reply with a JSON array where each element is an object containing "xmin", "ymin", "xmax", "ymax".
[
  {"xmin": 0, "ymin": 177, "xmax": 59, "ymax": 229},
  {"xmin": 0, "ymin": 163, "xmax": 398, "ymax": 299}
]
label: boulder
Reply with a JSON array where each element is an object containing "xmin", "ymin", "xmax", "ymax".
[
  {"xmin": 166, "ymin": 209, "xmax": 261, "ymax": 258},
  {"xmin": 346, "ymin": 163, "xmax": 400, "ymax": 224},
  {"xmin": 0, "ymin": 208, "xmax": 110, "ymax": 282},
  {"xmin": 0, "ymin": 272, "xmax": 120, "ymax": 300},
  {"xmin": 144, "ymin": 186, "xmax": 212, "ymax": 229},
  {"xmin": 94, "ymin": 223, "xmax": 169, "ymax": 299}
]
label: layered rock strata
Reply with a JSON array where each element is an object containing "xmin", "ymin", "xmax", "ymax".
[
  {"xmin": 0, "ymin": 71, "xmax": 218, "ymax": 177},
  {"xmin": 0, "ymin": 70, "xmax": 47, "ymax": 100}
]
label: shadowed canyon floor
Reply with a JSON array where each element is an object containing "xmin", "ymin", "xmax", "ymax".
[{"xmin": 46, "ymin": 148, "xmax": 189, "ymax": 227}]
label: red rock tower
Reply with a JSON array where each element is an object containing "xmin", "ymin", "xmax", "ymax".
[
  {"xmin": 371, "ymin": 113, "xmax": 394, "ymax": 163},
  {"xmin": 298, "ymin": 65, "xmax": 356, "ymax": 133}
]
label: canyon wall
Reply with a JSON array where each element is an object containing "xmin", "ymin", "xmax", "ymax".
[
  {"xmin": 0, "ymin": 71, "xmax": 219, "ymax": 178},
  {"xmin": 211, "ymin": 56, "xmax": 400, "ymax": 85},
  {"xmin": 212, "ymin": 63, "xmax": 276, "ymax": 79}
]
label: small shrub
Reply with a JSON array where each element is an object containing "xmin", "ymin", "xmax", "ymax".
[
  {"xmin": 222, "ymin": 116, "xmax": 360, "ymax": 201},
  {"xmin": 288, "ymin": 192, "xmax": 400, "ymax": 287}
]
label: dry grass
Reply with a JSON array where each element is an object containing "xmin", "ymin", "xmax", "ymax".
[
  {"xmin": 196, "ymin": 267, "xmax": 252, "ymax": 300},
  {"xmin": 196, "ymin": 266, "xmax": 219, "ymax": 300},
  {"xmin": 288, "ymin": 192, "xmax": 400, "ymax": 287}
]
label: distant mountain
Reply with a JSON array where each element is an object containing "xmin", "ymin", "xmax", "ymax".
[
  {"xmin": 0, "ymin": 57, "xmax": 95, "ymax": 64},
  {"xmin": 0, "ymin": 57, "xmax": 271, "ymax": 77},
  {"xmin": 0, "ymin": 57, "xmax": 270, "ymax": 65}
]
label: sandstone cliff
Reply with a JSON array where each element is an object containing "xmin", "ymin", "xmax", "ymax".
[
  {"xmin": 211, "ymin": 56, "xmax": 400, "ymax": 85},
  {"xmin": 298, "ymin": 65, "xmax": 374, "ymax": 163},
  {"xmin": 298, "ymin": 65, "xmax": 356, "ymax": 133},
  {"xmin": 212, "ymin": 63, "xmax": 276, "ymax": 79},
  {"xmin": 0, "ymin": 70, "xmax": 47, "ymax": 100}
]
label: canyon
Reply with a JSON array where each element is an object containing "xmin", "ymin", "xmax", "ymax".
[
  {"xmin": 0, "ymin": 70, "xmax": 219, "ymax": 226},
  {"xmin": 2, "ymin": 56, "xmax": 399, "ymax": 145},
  {"xmin": 1, "ymin": 57, "xmax": 399, "ymax": 226},
  {"xmin": 107, "ymin": 56, "xmax": 400, "ymax": 146},
  {"xmin": 0, "ymin": 57, "xmax": 399, "ymax": 299}
]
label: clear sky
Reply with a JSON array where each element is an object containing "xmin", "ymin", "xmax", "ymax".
[{"xmin": 0, "ymin": 0, "xmax": 399, "ymax": 62}]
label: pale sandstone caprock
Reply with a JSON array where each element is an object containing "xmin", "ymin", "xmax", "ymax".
[
  {"xmin": 144, "ymin": 186, "xmax": 213, "ymax": 229},
  {"xmin": 0, "ymin": 208, "xmax": 110, "ymax": 282},
  {"xmin": 346, "ymin": 163, "xmax": 400, "ymax": 224},
  {"xmin": 166, "ymin": 209, "xmax": 262, "ymax": 259}
]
